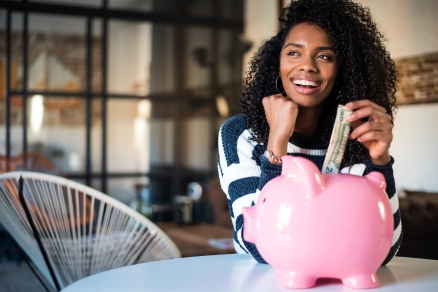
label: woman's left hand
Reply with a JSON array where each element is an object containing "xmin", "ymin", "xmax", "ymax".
[{"xmin": 345, "ymin": 100, "xmax": 393, "ymax": 165}]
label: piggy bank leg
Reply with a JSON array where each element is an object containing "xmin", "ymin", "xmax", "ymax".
[
  {"xmin": 281, "ymin": 272, "xmax": 316, "ymax": 288},
  {"xmin": 342, "ymin": 273, "xmax": 379, "ymax": 289}
]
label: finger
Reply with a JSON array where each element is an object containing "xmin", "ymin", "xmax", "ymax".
[
  {"xmin": 350, "ymin": 121, "xmax": 392, "ymax": 140},
  {"xmin": 354, "ymin": 131, "xmax": 393, "ymax": 145},
  {"xmin": 345, "ymin": 100, "xmax": 386, "ymax": 113},
  {"xmin": 350, "ymin": 120, "xmax": 363, "ymax": 131},
  {"xmin": 263, "ymin": 94, "xmax": 289, "ymax": 104},
  {"xmin": 263, "ymin": 95, "xmax": 276, "ymax": 107},
  {"xmin": 346, "ymin": 107, "xmax": 390, "ymax": 123},
  {"xmin": 269, "ymin": 93, "xmax": 288, "ymax": 100}
]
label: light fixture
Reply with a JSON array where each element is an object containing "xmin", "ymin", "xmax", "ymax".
[
  {"xmin": 215, "ymin": 94, "xmax": 229, "ymax": 117},
  {"xmin": 137, "ymin": 99, "xmax": 151, "ymax": 120},
  {"xmin": 30, "ymin": 94, "xmax": 44, "ymax": 134}
]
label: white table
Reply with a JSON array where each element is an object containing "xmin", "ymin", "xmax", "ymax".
[{"xmin": 62, "ymin": 255, "xmax": 438, "ymax": 292}]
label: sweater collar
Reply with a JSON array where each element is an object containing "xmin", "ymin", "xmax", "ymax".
[{"xmin": 288, "ymin": 131, "xmax": 328, "ymax": 149}]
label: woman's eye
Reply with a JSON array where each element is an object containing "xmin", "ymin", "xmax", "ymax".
[
  {"xmin": 287, "ymin": 51, "xmax": 299, "ymax": 56},
  {"xmin": 318, "ymin": 54, "xmax": 331, "ymax": 60}
]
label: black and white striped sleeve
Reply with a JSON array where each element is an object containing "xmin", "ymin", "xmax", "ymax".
[
  {"xmin": 217, "ymin": 115, "xmax": 281, "ymax": 263},
  {"xmin": 364, "ymin": 157, "xmax": 403, "ymax": 265}
]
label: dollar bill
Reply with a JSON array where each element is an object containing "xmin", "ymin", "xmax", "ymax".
[{"xmin": 321, "ymin": 105, "xmax": 353, "ymax": 174}]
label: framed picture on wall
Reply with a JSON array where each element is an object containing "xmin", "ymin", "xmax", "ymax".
[{"xmin": 395, "ymin": 52, "xmax": 438, "ymax": 105}]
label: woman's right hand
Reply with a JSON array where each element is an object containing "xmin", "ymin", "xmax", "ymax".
[{"xmin": 262, "ymin": 94, "xmax": 299, "ymax": 157}]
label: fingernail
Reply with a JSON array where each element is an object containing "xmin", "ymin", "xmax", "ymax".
[{"xmin": 345, "ymin": 114, "xmax": 352, "ymax": 122}]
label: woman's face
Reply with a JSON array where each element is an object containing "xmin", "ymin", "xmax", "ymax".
[{"xmin": 279, "ymin": 23, "xmax": 338, "ymax": 109}]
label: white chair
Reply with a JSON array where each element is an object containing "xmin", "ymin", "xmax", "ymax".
[{"xmin": 0, "ymin": 171, "xmax": 181, "ymax": 291}]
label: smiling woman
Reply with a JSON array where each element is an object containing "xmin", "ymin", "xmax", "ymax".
[
  {"xmin": 218, "ymin": 0, "xmax": 402, "ymax": 267},
  {"xmin": 263, "ymin": 23, "xmax": 340, "ymax": 152}
]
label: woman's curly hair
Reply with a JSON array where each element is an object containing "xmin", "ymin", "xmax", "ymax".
[{"xmin": 240, "ymin": 0, "xmax": 398, "ymax": 166}]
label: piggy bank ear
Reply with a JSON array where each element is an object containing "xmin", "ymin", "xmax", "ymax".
[
  {"xmin": 365, "ymin": 171, "xmax": 386, "ymax": 190},
  {"xmin": 281, "ymin": 156, "xmax": 326, "ymax": 198}
]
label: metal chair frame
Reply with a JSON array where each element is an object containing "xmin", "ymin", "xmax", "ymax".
[{"xmin": 0, "ymin": 171, "xmax": 181, "ymax": 291}]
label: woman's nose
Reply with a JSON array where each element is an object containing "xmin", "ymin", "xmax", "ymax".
[{"xmin": 299, "ymin": 55, "xmax": 317, "ymax": 72}]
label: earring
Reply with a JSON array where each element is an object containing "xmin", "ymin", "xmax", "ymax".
[
  {"xmin": 276, "ymin": 76, "xmax": 285, "ymax": 95},
  {"xmin": 335, "ymin": 88, "xmax": 342, "ymax": 101}
]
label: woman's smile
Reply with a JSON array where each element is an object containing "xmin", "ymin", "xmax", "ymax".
[{"xmin": 291, "ymin": 75, "xmax": 322, "ymax": 94}]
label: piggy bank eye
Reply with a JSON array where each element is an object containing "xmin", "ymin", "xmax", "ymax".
[{"xmin": 263, "ymin": 198, "xmax": 266, "ymax": 203}]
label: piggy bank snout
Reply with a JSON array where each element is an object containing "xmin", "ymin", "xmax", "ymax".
[{"xmin": 242, "ymin": 206, "xmax": 258, "ymax": 243}]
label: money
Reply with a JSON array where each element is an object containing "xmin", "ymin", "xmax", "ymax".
[{"xmin": 322, "ymin": 105, "xmax": 353, "ymax": 174}]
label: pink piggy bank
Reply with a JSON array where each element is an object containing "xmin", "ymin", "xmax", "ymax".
[{"xmin": 242, "ymin": 156, "xmax": 393, "ymax": 289}]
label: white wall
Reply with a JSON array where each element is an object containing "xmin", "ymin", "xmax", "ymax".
[
  {"xmin": 244, "ymin": 0, "xmax": 438, "ymax": 193},
  {"xmin": 357, "ymin": 0, "xmax": 438, "ymax": 60},
  {"xmin": 390, "ymin": 103, "xmax": 438, "ymax": 191},
  {"xmin": 357, "ymin": 0, "xmax": 438, "ymax": 192},
  {"xmin": 242, "ymin": 0, "xmax": 278, "ymax": 76}
]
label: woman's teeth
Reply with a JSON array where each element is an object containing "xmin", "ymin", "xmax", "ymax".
[{"xmin": 293, "ymin": 80, "xmax": 319, "ymax": 87}]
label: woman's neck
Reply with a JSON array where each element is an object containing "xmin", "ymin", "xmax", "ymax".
[{"xmin": 294, "ymin": 104, "xmax": 324, "ymax": 137}]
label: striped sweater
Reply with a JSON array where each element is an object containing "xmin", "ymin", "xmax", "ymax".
[{"xmin": 217, "ymin": 114, "xmax": 402, "ymax": 266}]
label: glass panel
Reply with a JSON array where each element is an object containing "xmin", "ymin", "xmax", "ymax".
[
  {"xmin": 27, "ymin": 95, "xmax": 86, "ymax": 174},
  {"xmin": 28, "ymin": 13, "xmax": 86, "ymax": 92},
  {"xmin": 148, "ymin": 172, "xmax": 174, "ymax": 204},
  {"xmin": 109, "ymin": 0, "xmax": 153, "ymax": 12},
  {"xmin": 180, "ymin": 100, "xmax": 215, "ymax": 172},
  {"xmin": 0, "ymin": 9, "xmax": 4, "ymax": 35},
  {"xmin": 185, "ymin": 0, "xmax": 213, "ymax": 17},
  {"xmin": 217, "ymin": 29, "xmax": 238, "ymax": 118},
  {"xmin": 0, "ymin": 95, "xmax": 24, "ymax": 157},
  {"xmin": 0, "ymin": 99, "xmax": 4, "ymax": 154},
  {"xmin": 149, "ymin": 100, "xmax": 175, "ymax": 168},
  {"xmin": 220, "ymin": 0, "xmax": 243, "ymax": 20},
  {"xmin": 108, "ymin": 21, "xmax": 175, "ymax": 96},
  {"xmin": 10, "ymin": 12, "xmax": 23, "ymax": 92},
  {"xmin": 107, "ymin": 98, "xmax": 174, "ymax": 173},
  {"xmin": 91, "ymin": 97, "xmax": 102, "ymax": 172},
  {"xmin": 72, "ymin": 178, "xmax": 86, "ymax": 185},
  {"xmin": 185, "ymin": 26, "xmax": 212, "ymax": 97},
  {"xmin": 107, "ymin": 21, "xmax": 151, "ymax": 95},
  {"xmin": 109, "ymin": 0, "xmax": 177, "ymax": 13},
  {"xmin": 108, "ymin": 177, "xmax": 146, "ymax": 205},
  {"xmin": 91, "ymin": 178, "xmax": 103, "ymax": 193},
  {"xmin": 149, "ymin": 24, "xmax": 175, "ymax": 95},
  {"xmin": 29, "ymin": 0, "xmax": 102, "ymax": 7},
  {"xmin": 0, "ymin": 10, "xmax": 5, "ymax": 149},
  {"xmin": 108, "ymin": 176, "xmax": 173, "ymax": 221},
  {"xmin": 92, "ymin": 19, "xmax": 102, "ymax": 93},
  {"xmin": 218, "ymin": 30, "xmax": 234, "ymax": 89},
  {"xmin": 10, "ymin": 95, "xmax": 23, "ymax": 156}
]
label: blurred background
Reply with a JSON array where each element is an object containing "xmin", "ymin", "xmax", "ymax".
[
  {"xmin": 0, "ymin": 0, "xmax": 248, "ymax": 223},
  {"xmin": 0, "ymin": 3, "xmax": 438, "ymax": 291},
  {"xmin": 0, "ymin": 0, "xmax": 437, "ymax": 220}
]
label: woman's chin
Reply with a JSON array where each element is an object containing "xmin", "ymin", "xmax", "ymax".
[
  {"xmin": 287, "ymin": 97, "xmax": 325, "ymax": 109},
  {"xmin": 285, "ymin": 91, "xmax": 329, "ymax": 109}
]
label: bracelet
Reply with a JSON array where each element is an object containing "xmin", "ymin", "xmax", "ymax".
[{"xmin": 265, "ymin": 150, "xmax": 282, "ymax": 165}]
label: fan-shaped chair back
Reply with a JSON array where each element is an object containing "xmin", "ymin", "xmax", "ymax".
[{"xmin": 0, "ymin": 171, "xmax": 181, "ymax": 290}]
